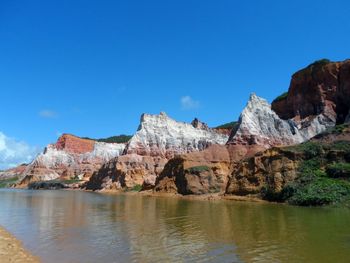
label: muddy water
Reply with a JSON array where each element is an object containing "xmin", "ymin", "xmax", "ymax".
[{"xmin": 0, "ymin": 189, "xmax": 349, "ymax": 263}]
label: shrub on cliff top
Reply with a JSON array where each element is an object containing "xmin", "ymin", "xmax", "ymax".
[
  {"xmin": 272, "ymin": 91, "xmax": 288, "ymax": 103},
  {"xmin": 294, "ymin": 58, "xmax": 331, "ymax": 77},
  {"xmin": 215, "ymin": 121, "xmax": 238, "ymax": 130},
  {"xmin": 82, "ymin": 135, "xmax": 132, "ymax": 143}
]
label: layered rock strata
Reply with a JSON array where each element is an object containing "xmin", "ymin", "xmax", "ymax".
[
  {"xmin": 86, "ymin": 113, "xmax": 229, "ymax": 190},
  {"xmin": 18, "ymin": 134, "xmax": 125, "ymax": 186},
  {"xmin": 227, "ymin": 93, "xmax": 334, "ymax": 148}
]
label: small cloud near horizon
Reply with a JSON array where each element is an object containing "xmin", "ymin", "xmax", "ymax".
[
  {"xmin": 180, "ymin": 96, "xmax": 200, "ymax": 110},
  {"xmin": 0, "ymin": 132, "xmax": 41, "ymax": 170},
  {"xmin": 39, "ymin": 109, "xmax": 57, "ymax": 118}
]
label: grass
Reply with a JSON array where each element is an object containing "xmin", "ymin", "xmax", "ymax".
[
  {"xmin": 187, "ymin": 166, "xmax": 211, "ymax": 173},
  {"xmin": 0, "ymin": 177, "xmax": 18, "ymax": 188}
]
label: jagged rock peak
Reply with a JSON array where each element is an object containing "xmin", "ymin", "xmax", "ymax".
[
  {"xmin": 125, "ymin": 112, "xmax": 229, "ymax": 158},
  {"xmin": 227, "ymin": 93, "xmax": 334, "ymax": 148},
  {"xmin": 191, "ymin": 118, "xmax": 209, "ymax": 130}
]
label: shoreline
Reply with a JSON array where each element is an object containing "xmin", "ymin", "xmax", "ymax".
[{"xmin": 0, "ymin": 226, "xmax": 39, "ymax": 262}]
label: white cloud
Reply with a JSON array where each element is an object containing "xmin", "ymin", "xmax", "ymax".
[
  {"xmin": 39, "ymin": 109, "xmax": 57, "ymax": 118},
  {"xmin": 180, "ymin": 96, "xmax": 200, "ymax": 110},
  {"xmin": 0, "ymin": 132, "xmax": 41, "ymax": 170}
]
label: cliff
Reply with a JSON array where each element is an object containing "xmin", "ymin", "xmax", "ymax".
[
  {"xmin": 271, "ymin": 59, "xmax": 350, "ymax": 123},
  {"xmin": 226, "ymin": 124, "xmax": 350, "ymax": 206},
  {"xmin": 86, "ymin": 112, "xmax": 229, "ymax": 190},
  {"xmin": 18, "ymin": 134, "xmax": 126, "ymax": 186}
]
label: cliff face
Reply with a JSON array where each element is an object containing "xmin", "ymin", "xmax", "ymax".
[
  {"xmin": 86, "ymin": 113, "xmax": 229, "ymax": 190},
  {"xmin": 154, "ymin": 59, "xmax": 350, "ymax": 197},
  {"xmin": 125, "ymin": 112, "xmax": 228, "ymax": 158},
  {"xmin": 18, "ymin": 134, "xmax": 125, "ymax": 186},
  {"xmin": 272, "ymin": 59, "xmax": 350, "ymax": 124},
  {"xmin": 154, "ymin": 144, "xmax": 264, "ymax": 195},
  {"xmin": 226, "ymin": 124, "xmax": 350, "ymax": 205},
  {"xmin": 227, "ymin": 93, "xmax": 334, "ymax": 148}
]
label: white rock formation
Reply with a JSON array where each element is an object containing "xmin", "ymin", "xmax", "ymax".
[
  {"xmin": 228, "ymin": 93, "xmax": 335, "ymax": 147},
  {"xmin": 125, "ymin": 112, "xmax": 229, "ymax": 158},
  {"xmin": 19, "ymin": 140, "xmax": 126, "ymax": 184}
]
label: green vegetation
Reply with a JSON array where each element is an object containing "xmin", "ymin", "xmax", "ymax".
[
  {"xmin": 327, "ymin": 163, "xmax": 350, "ymax": 178},
  {"xmin": 215, "ymin": 121, "xmax": 238, "ymax": 130},
  {"xmin": 318, "ymin": 124, "xmax": 350, "ymax": 137},
  {"xmin": 187, "ymin": 166, "xmax": 211, "ymax": 173},
  {"xmin": 127, "ymin": 184, "xmax": 142, "ymax": 192},
  {"xmin": 82, "ymin": 135, "xmax": 132, "ymax": 143},
  {"xmin": 0, "ymin": 177, "xmax": 18, "ymax": 188},
  {"xmin": 295, "ymin": 58, "xmax": 331, "ymax": 76},
  {"xmin": 272, "ymin": 91, "xmax": 288, "ymax": 103},
  {"xmin": 264, "ymin": 140, "xmax": 350, "ymax": 206}
]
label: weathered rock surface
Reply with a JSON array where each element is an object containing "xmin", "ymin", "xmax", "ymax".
[
  {"xmin": 271, "ymin": 59, "xmax": 350, "ymax": 123},
  {"xmin": 87, "ymin": 113, "xmax": 229, "ymax": 190},
  {"xmin": 227, "ymin": 93, "xmax": 334, "ymax": 148},
  {"xmin": 225, "ymin": 148, "xmax": 301, "ymax": 196},
  {"xmin": 0, "ymin": 164, "xmax": 27, "ymax": 180},
  {"xmin": 154, "ymin": 144, "xmax": 264, "ymax": 195},
  {"xmin": 226, "ymin": 124, "xmax": 350, "ymax": 199},
  {"xmin": 125, "ymin": 112, "xmax": 229, "ymax": 158},
  {"xmin": 18, "ymin": 134, "xmax": 125, "ymax": 186}
]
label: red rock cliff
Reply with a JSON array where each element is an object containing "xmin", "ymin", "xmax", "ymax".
[
  {"xmin": 272, "ymin": 59, "xmax": 350, "ymax": 123},
  {"xmin": 55, "ymin": 134, "xmax": 95, "ymax": 154}
]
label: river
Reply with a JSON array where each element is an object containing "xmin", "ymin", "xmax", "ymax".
[{"xmin": 0, "ymin": 189, "xmax": 349, "ymax": 263}]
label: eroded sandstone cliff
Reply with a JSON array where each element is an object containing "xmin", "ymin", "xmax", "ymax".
[
  {"xmin": 18, "ymin": 134, "xmax": 126, "ymax": 186},
  {"xmin": 86, "ymin": 113, "xmax": 229, "ymax": 190}
]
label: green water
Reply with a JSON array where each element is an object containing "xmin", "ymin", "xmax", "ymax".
[{"xmin": 0, "ymin": 189, "xmax": 349, "ymax": 263}]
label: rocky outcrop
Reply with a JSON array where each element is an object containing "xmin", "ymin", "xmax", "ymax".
[
  {"xmin": 86, "ymin": 113, "xmax": 229, "ymax": 190},
  {"xmin": 125, "ymin": 112, "xmax": 228, "ymax": 158},
  {"xmin": 272, "ymin": 59, "xmax": 350, "ymax": 124},
  {"xmin": 0, "ymin": 164, "xmax": 27, "ymax": 180},
  {"xmin": 226, "ymin": 124, "xmax": 350, "ymax": 203},
  {"xmin": 86, "ymin": 155, "xmax": 168, "ymax": 190},
  {"xmin": 225, "ymin": 148, "xmax": 301, "ymax": 196},
  {"xmin": 227, "ymin": 93, "xmax": 334, "ymax": 148},
  {"xmin": 154, "ymin": 144, "xmax": 265, "ymax": 195},
  {"xmin": 18, "ymin": 134, "xmax": 125, "ymax": 186}
]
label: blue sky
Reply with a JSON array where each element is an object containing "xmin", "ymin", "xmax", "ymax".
[{"xmin": 1, "ymin": 0, "xmax": 350, "ymax": 168}]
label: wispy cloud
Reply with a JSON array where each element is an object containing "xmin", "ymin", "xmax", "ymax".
[
  {"xmin": 39, "ymin": 109, "xmax": 57, "ymax": 118},
  {"xmin": 180, "ymin": 96, "xmax": 200, "ymax": 110},
  {"xmin": 0, "ymin": 132, "xmax": 41, "ymax": 170}
]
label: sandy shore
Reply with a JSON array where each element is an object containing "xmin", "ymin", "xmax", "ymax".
[{"xmin": 0, "ymin": 226, "xmax": 39, "ymax": 263}]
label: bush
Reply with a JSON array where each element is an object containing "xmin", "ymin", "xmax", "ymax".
[
  {"xmin": 129, "ymin": 184, "xmax": 142, "ymax": 192},
  {"xmin": 187, "ymin": 166, "xmax": 211, "ymax": 173},
  {"xmin": 288, "ymin": 178, "xmax": 350, "ymax": 206},
  {"xmin": 326, "ymin": 163, "xmax": 350, "ymax": 178},
  {"xmin": 287, "ymin": 142, "xmax": 324, "ymax": 159}
]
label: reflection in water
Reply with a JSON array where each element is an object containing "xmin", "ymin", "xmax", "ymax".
[{"xmin": 0, "ymin": 189, "xmax": 350, "ymax": 263}]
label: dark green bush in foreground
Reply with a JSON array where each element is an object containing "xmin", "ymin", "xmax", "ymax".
[{"xmin": 327, "ymin": 163, "xmax": 350, "ymax": 178}]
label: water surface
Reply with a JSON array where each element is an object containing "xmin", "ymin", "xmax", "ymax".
[{"xmin": 0, "ymin": 189, "xmax": 349, "ymax": 263}]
